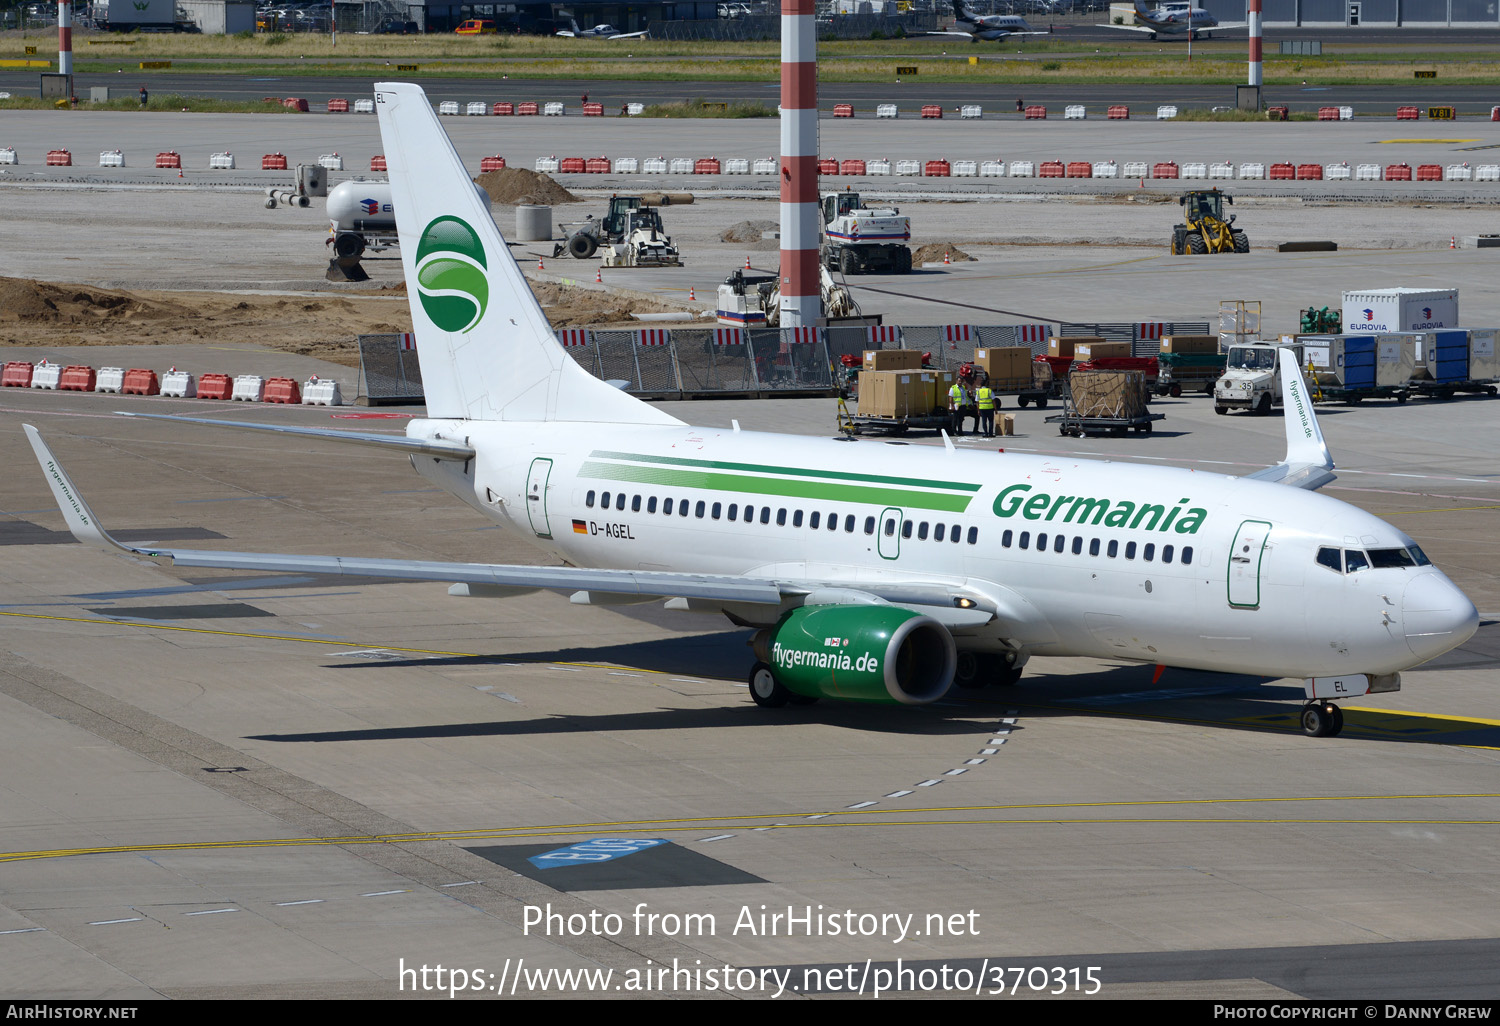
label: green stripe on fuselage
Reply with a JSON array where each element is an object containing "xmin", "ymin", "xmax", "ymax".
[
  {"xmin": 579, "ymin": 461, "xmax": 974, "ymax": 513},
  {"xmin": 588, "ymin": 450, "xmax": 980, "ymax": 494}
]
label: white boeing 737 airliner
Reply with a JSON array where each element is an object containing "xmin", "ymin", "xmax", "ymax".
[{"xmin": 25, "ymin": 83, "xmax": 1478, "ymax": 738}]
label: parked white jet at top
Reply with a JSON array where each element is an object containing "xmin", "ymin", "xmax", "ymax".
[
  {"xmin": 555, "ymin": 16, "xmax": 647, "ymax": 39},
  {"xmin": 26, "ymin": 83, "xmax": 1478, "ymax": 738},
  {"xmin": 935, "ymin": 0, "xmax": 1046, "ymax": 41},
  {"xmin": 1104, "ymin": 0, "xmax": 1244, "ymax": 39}
]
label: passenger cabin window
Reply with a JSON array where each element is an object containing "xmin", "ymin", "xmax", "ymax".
[
  {"xmin": 1182, "ymin": 546, "xmax": 1194, "ymax": 565},
  {"xmin": 632, "ymin": 495, "xmax": 641, "ymax": 512},
  {"xmin": 844, "ymin": 515, "xmax": 855, "ymax": 533},
  {"xmin": 902, "ymin": 521, "xmax": 913, "ymax": 539},
  {"xmin": 1089, "ymin": 538, "xmax": 1100, "ymax": 556},
  {"xmin": 935, "ymin": 524, "xmax": 946, "ymax": 543},
  {"xmin": 647, "ymin": 497, "xmax": 657, "ymax": 514},
  {"xmin": 586, "ymin": 490, "xmax": 596, "ymax": 508},
  {"xmin": 762, "ymin": 508, "xmax": 772, "ymax": 525},
  {"xmin": 1072, "ymin": 537, "xmax": 1083, "ymax": 555},
  {"xmin": 968, "ymin": 527, "xmax": 978, "ymax": 545},
  {"xmin": 1163, "ymin": 544, "xmax": 1174, "ymax": 564},
  {"xmin": 865, "ymin": 516, "xmax": 876, "ymax": 535},
  {"xmin": 616, "ymin": 493, "xmax": 626, "ymax": 511},
  {"xmin": 794, "ymin": 510, "xmax": 804, "ymax": 528},
  {"xmin": 1002, "ymin": 529, "xmax": 1012, "ymax": 548},
  {"xmin": 810, "ymin": 512, "xmax": 820, "ymax": 529},
  {"xmin": 711, "ymin": 502, "xmax": 722, "ymax": 520},
  {"xmin": 1107, "ymin": 540, "xmax": 1118, "ymax": 558},
  {"xmin": 664, "ymin": 498, "xmax": 673, "ymax": 515},
  {"xmin": 1053, "ymin": 534, "xmax": 1064, "ymax": 553},
  {"xmin": 1144, "ymin": 543, "xmax": 1155, "ymax": 561},
  {"xmin": 728, "ymin": 503, "xmax": 738, "ymax": 521},
  {"xmin": 918, "ymin": 522, "xmax": 929, "ymax": 541},
  {"xmin": 695, "ymin": 501, "xmax": 706, "ymax": 518},
  {"xmin": 1125, "ymin": 542, "xmax": 1137, "ymax": 560},
  {"xmin": 680, "ymin": 499, "xmax": 690, "ymax": 517},
  {"xmin": 1020, "ymin": 531, "xmax": 1030, "ymax": 550}
]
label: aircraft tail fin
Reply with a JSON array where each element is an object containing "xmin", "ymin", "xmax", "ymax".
[
  {"xmin": 1243, "ymin": 350, "xmax": 1336, "ymax": 491},
  {"xmin": 372, "ymin": 83, "xmax": 680, "ymax": 426},
  {"xmin": 1134, "ymin": 0, "xmax": 1153, "ymax": 17}
]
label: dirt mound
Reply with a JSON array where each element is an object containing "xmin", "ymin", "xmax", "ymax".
[
  {"xmin": 528, "ymin": 279, "xmax": 687, "ymax": 328},
  {"xmin": 0, "ymin": 278, "xmax": 162, "ymax": 323},
  {"xmin": 720, "ymin": 220, "xmax": 778, "ymax": 243},
  {"xmin": 0, "ymin": 277, "xmax": 407, "ymax": 367},
  {"xmin": 912, "ymin": 243, "xmax": 974, "ymax": 264},
  {"xmin": 474, "ymin": 168, "xmax": 579, "ymax": 206}
]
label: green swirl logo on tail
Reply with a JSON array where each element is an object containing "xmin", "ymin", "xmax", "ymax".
[{"xmin": 415, "ymin": 216, "xmax": 488, "ymax": 333}]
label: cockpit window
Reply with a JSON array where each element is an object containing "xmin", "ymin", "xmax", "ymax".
[
  {"xmin": 1316, "ymin": 547, "xmax": 1342, "ymax": 573},
  {"xmin": 1344, "ymin": 549, "xmax": 1369, "ymax": 573},
  {"xmin": 1408, "ymin": 545, "xmax": 1431, "ymax": 566},
  {"xmin": 1369, "ymin": 547, "xmax": 1422, "ymax": 569}
]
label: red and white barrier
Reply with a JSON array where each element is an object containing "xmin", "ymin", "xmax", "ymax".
[
  {"xmin": 714, "ymin": 328, "xmax": 745, "ymax": 346},
  {"xmin": 556, "ymin": 329, "xmax": 593, "ymax": 347},
  {"xmin": 636, "ymin": 329, "xmax": 670, "ymax": 347}
]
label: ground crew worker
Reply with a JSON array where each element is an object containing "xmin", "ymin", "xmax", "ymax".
[
  {"xmin": 947, "ymin": 379, "xmax": 972, "ymax": 436},
  {"xmin": 975, "ymin": 381, "xmax": 996, "ymax": 437}
]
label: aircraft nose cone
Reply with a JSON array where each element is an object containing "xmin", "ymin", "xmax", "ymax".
[{"xmin": 1403, "ymin": 573, "xmax": 1480, "ymax": 661}]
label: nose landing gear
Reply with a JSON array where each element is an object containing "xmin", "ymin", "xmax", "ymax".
[{"xmin": 1300, "ymin": 701, "xmax": 1345, "ymax": 738}]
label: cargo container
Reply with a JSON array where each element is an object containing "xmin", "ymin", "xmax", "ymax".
[
  {"xmin": 1343, "ymin": 288, "xmax": 1458, "ymax": 334},
  {"xmin": 1471, "ymin": 329, "xmax": 1498, "ymax": 384},
  {"xmin": 1047, "ymin": 369, "xmax": 1163, "ymax": 437}
]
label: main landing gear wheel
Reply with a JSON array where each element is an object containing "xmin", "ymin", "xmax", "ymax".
[
  {"xmin": 749, "ymin": 661, "xmax": 790, "ymax": 708},
  {"xmin": 954, "ymin": 650, "xmax": 987, "ymax": 689},
  {"xmin": 1300, "ymin": 701, "xmax": 1344, "ymax": 738}
]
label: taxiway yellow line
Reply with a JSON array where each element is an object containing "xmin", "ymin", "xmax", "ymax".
[{"xmin": 4, "ymin": 793, "xmax": 1495, "ymax": 863}]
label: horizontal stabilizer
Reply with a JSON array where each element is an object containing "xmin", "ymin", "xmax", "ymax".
[{"xmin": 114, "ymin": 412, "xmax": 476, "ymax": 461}]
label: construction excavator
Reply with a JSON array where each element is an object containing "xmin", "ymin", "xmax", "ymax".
[{"xmin": 1170, "ymin": 189, "xmax": 1250, "ymax": 255}]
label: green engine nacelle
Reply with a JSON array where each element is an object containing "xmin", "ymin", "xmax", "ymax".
[{"xmin": 755, "ymin": 605, "xmax": 957, "ymax": 705}]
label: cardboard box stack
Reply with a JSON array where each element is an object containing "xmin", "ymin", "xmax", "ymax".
[
  {"xmin": 1159, "ymin": 334, "xmax": 1219, "ymax": 355},
  {"xmin": 1074, "ymin": 341, "xmax": 1133, "ymax": 361},
  {"xmin": 972, "ymin": 346, "xmax": 1033, "ymax": 390},
  {"xmin": 1068, "ymin": 369, "xmax": 1147, "ymax": 420},
  {"xmin": 863, "ymin": 349, "xmax": 924, "ymax": 371},
  {"xmin": 858, "ymin": 371, "xmax": 937, "ymax": 418},
  {"xmin": 1047, "ymin": 336, "xmax": 1105, "ymax": 360}
]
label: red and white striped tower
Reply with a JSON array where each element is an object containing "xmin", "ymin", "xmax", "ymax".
[
  {"xmin": 1248, "ymin": 0, "xmax": 1262, "ymax": 89},
  {"xmin": 779, "ymin": 0, "xmax": 820, "ymax": 328},
  {"xmin": 58, "ymin": 1, "xmax": 72, "ymax": 77}
]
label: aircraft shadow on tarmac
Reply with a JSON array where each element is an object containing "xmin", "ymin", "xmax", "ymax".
[{"xmin": 244, "ymin": 631, "xmax": 1500, "ymax": 747}]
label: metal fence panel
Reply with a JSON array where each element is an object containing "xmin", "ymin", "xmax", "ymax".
[
  {"xmin": 593, "ymin": 330, "xmax": 643, "ymax": 390},
  {"xmin": 356, "ymin": 334, "xmax": 425, "ymax": 402},
  {"xmin": 747, "ymin": 329, "xmax": 833, "ymax": 390},
  {"xmin": 673, "ymin": 328, "xmax": 761, "ymax": 392}
]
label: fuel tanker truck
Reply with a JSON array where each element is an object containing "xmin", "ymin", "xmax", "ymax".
[{"xmin": 325, "ymin": 180, "xmax": 492, "ymax": 280}]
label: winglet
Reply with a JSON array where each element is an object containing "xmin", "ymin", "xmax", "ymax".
[
  {"xmin": 1278, "ymin": 346, "xmax": 1332, "ymax": 471},
  {"xmin": 1242, "ymin": 352, "xmax": 1336, "ymax": 491},
  {"xmin": 23, "ymin": 425, "xmax": 167, "ymax": 561}
]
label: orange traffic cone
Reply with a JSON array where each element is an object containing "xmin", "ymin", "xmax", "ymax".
[
  {"xmin": 1451, "ymin": 235, "xmax": 1457, "ymax": 249},
  {"xmin": 943, "ymin": 251, "xmax": 951, "ymax": 265},
  {"xmin": 744, "ymin": 256, "xmax": 751, "ymax": 270},
  {"xmin": 595, "ymin": 267, "xmax": 603, "ymax": 283},
  {"xmin": 689, "ymin": 285, "xmax": 696, "ymax": 301},
  {"xmin": 537, "ymin": 256, "xmax": 544, "ymax": 271}
]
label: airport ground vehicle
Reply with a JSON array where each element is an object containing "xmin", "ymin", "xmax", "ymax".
[
  {"xmin": 1171, "ymin": 190, "xmax": 1249, "ymax": 255},
  {"xmin": 1215, "ymin": 340, "xmax": 1305, "ymax": 414},
  {"xmin": 1156, "ymin": 351, "xmax": 1225, "ymax": 396},
  {"xmin": 821, "ymin": 191, "xmax": 913, "ymax": 274},
  {"xmin": 600, "ymin": 208, "xmax": 683, "ymax": 268},
  {"xmin": 455, "ymin": 18, "xmax": 496, "ymax": 33},
  {"xmin": 554, "ymin": 196, "xmax": 681, "ymax": 265}
]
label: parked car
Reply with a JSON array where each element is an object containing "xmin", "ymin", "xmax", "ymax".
[{"xmin": 455, "ymin": 18, "xmax": 497, "ymax": 33}]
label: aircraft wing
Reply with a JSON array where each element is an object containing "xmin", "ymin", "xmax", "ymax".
[
  {"xmin": 607, "ymin": 29, "xmax": 649, "ymax": 38},
  {"xmin": 1097, "ymin": 21, "xmax": 1157, "ymax": 31},
  {"xmin": 25, "ymin": 425, "xmax": 999, "ymax": 629},
  {"xmin": 1241, "ymin": 350, "xmax": 1336, "ymax": 491}
]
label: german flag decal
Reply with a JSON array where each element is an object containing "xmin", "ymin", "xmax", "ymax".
[{"xmin": 572, "ymin": 519, "xmax": 588, "ymax": 534}]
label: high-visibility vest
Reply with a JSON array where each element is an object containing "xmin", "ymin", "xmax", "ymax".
[
  {"xmin": 949, "ymin": 384, "xmax": 966, "ymax": 407},
  {"xmin": 975, "ymin": 387, "xmax": 995, "ymax": 410}
]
